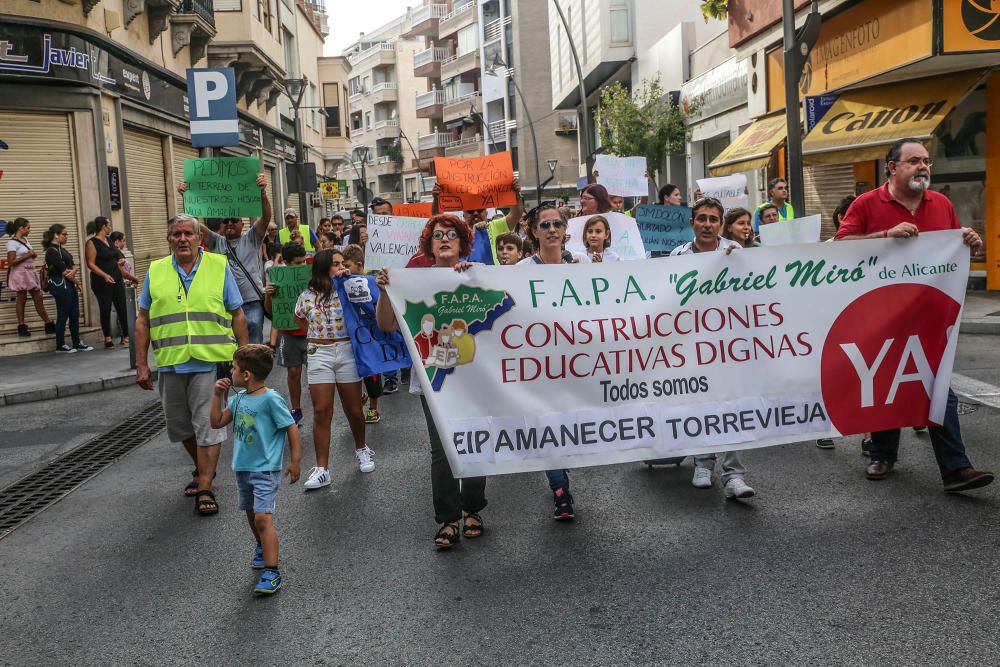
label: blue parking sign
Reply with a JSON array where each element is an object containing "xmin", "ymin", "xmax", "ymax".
[{"xmin": 186, "ymin": 67, "xmax": 239, "ymax": 148}]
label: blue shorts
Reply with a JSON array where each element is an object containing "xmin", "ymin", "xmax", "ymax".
[{"xmin": 235, "ymin": 470, "xmax": 281, "ymax": 514}]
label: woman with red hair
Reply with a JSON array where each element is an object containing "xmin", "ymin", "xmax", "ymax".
[
  {"xmin": 376, "ymin": 214, "xmax": 486, "ymax": 549},
  {"xmin": 579, "ymin": 184, "xmax": 613, "ymax": 216}
]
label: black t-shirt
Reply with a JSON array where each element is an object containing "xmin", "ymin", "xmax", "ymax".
[
  {"xmin": 88, "ymin": 237, "xmax": 123, "ymax": 282},
  {"xmin": 44, "ymin": 245, "xmax": 74, "ymax": 279}
]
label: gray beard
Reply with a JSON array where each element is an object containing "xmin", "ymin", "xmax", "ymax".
[{"xmin": 908, "ymin": 175, "xmax": 930, "ymax": 192}]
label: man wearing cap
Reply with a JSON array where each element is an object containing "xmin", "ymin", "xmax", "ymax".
[
  {"xmin": 177, "ymin": 175, "xmax": 271, "ymax": 344},
  {"xmin": 279, "ymin": 208, "xmax": 317, "ymax": 252}
]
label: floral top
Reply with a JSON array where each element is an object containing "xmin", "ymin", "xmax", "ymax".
[{"xmin": 294, "ymin": 288, "xmax": 348, "ymax": 340}]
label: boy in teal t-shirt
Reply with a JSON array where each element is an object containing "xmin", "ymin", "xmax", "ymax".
[{"xmin": 210, "ymin": 344, "xmax": 301, "ymax": 596}]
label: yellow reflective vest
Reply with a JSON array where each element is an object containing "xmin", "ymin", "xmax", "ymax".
[
  {"xmin": 147, "ymin": 252, "xmax": 237, "ymax": 367},
  {"xmin": 278, "ymin": 224, "xmax": 315, "ymax": 252}
]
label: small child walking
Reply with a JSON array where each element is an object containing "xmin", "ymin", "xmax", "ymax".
[{"xmin": 210, "ymin": 344, "xmax": 302, "ymax": 596}]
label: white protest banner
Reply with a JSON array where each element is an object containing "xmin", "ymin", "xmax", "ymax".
[
  {"xmin": 565, "ymin": 211, "xmax": 646, "ymax": 261},
  {"xmin": 365, "ymin": 214, "xmax": 428, "ymax": 270},
  {"xmin": 758, "ymin": 214, "xmax": 822, "ymax": 246},
  {"xmin": 385, "ymin": 231, "xmax": 968, "ymax": 478},
  {"xmin": 594, "ymin": 154, "xmax": 648, "ymax": 197},
  {"xmin": 697, "ymin": 174, "xmax": 749, "ymax": 211}
]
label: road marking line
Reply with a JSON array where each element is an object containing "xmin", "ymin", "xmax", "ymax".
[{"xmin": 951, "ymin": 372, "xmax": 1000, "ymax": 409}]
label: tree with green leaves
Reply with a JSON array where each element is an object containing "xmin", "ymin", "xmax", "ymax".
[
  {"xmin": 700, "ymin": 0, "xmax": 728, "ymax": 22},
  {"xmin": 594, "ymin": 76, "xmax": 688, "ymax": 184}
]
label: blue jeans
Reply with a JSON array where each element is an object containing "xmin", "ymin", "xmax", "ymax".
[
  {"xmin": 869, "ymin": 389, "xmax": 973, "ymax": 478},
  {"xmin": 545, "ymin": 469, "xmax": 569, "ymax": 491},
  {"xmin": 49, "ymin": 279, "xmax": 81, "ymax": 348},
  {"xmin": 243, "ymin": 300, "xmax": 265, "ymax": 345},
  {"xmin": 236, "ymin": 470, "xmax": 281, "ymax": 514}
]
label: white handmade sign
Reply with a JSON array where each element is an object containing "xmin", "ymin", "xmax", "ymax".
[
  {"xmin": 565, "ymin": 211, "xmax": 646, "ymax": 261},
  {"xmin": 594, "ymin": 154, "xmax": 648, "ymax": 197},
  {"xmin": 697, "ymin": 174, "xmax": 749, "ymax": 212},
  {"xmin": 365, "ymin": 214, "xmax": 428, "ymax": 270},
  {"xmin": 758, "ymin": 214, "xmax": 823, "ymax": 246}
]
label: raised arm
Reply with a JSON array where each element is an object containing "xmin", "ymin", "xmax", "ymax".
[
  {"xmin": 375, "ymin": 268, "xmax": 398, "ymax": 332},
  {"xmin": 253, "ymin": 174, "xmax": 272, "ymax": 237}
]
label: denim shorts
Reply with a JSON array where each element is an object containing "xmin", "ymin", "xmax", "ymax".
[
  {"xmin": 306, "ymin": 341, "xmax": 361, "ymax": 384},
  {"xmin": 236, "ymin": 470, "xmax": 281, "ymax": 514}
]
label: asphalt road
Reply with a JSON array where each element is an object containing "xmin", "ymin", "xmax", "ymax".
[{"xmin": 3, "ymin": 335, "xmax": 1000, "ymax": 665}]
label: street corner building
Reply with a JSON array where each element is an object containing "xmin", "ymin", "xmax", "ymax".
[{"xmin": 0, "ymin": 0, "xmax": 332, "ymax": 346}]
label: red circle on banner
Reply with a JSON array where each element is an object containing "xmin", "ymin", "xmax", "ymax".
[{"xmin": 820, "ymin": 284, "xmax": 961, "ymax": 435}]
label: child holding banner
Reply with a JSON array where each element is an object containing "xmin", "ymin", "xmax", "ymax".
[
  {"xmin": 375, "ymin": 215, "xmax": 486, "ymax": 549},
  {"xmin": 295, "ymin": 249, "xmax": 373, "ymax": 490}
]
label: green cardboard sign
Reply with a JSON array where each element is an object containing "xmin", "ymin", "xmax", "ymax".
[
  {"xmin": 183, "ymin": 157, "xmax": 262, "ymax": 218},
  {"xmin": 267, "ymin": 264, "xmax": 312, "ymax": 331}
]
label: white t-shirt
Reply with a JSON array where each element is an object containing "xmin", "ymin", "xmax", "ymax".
[
  {"xmin": 669, "ymin": 237, "xmax": 742, "ymax": 256},
  {"xmin": 6, "ymin": 238, "xmax": 32, "ymax": 259}
]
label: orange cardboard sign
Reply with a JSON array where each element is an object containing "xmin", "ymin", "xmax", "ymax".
[
  {"xmin": 433, "ymin": 152, "xmax": 517, "ymax": 212},
  {"xmin": 393, "ymin": 202, "xmax": 433, "ymax": 218}
]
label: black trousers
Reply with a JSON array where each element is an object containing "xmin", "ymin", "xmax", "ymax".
[
  {"xmin": 91, "ymin": 278, "xmax": 128, "ymax": 339},
  {"xmin": 420, "ymin": 396, "xmax": 487, "ymax": 524}
]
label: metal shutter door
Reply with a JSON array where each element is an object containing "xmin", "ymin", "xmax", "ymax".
[
  {"xmin": 124, "ymin": 128, "xmax": 169, "ymax": 286},
  {"xmin": 803, "ymin": 163, "xmax": 856, "ymax": 240},
  {"xmin": 0, "ymin": 112, "xmax": 80, "ymax": 334},
  {"xmin": 172, "ymin": 139, "xmax": 200, "ymax": 216}
]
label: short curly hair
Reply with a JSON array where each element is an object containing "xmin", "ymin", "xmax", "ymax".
[{"xmin": 419, "ymin": 214, "xmax": 473, "ymax": 259}]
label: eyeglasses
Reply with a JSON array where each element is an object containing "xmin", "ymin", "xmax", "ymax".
[
  {"xmin": 538, "ymin": 220, "xmax": 566, "ymax": 230},
  {"xmin": 432, "ymin": 229, "xmax": 458, "ymax": 241},
  {"xmin": 897, "ymin": 157, "xmax": 933, "ymax": 167}
]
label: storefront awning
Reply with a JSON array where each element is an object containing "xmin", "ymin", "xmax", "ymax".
[
  {"xmin": 801, "ymin": 71, "xmax": 984, "ymax": 164},
  {"xmin": 707, "ymin": 114, "xmax": 787, "ymax": 176}
]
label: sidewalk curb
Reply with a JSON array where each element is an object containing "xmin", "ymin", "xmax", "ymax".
[
  {"xmin": 0, "ymin": 370, "xmax": 158, "ymax": 407},
  {"xmin": 960, "ymin": 320, "xmax": 1000, "ymax": 335}
]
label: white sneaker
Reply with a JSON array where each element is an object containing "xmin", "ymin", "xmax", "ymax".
[
  {"xmin": 691, "ymin": 467, "xmax": 713, "ymax": 489},
  {"xmin": 355, "ymin": 446, "xmax": 375, "ymax": 473},
  {"xmin": 724, "ymin": 478, "xmax": 756, "ymax": 499},
  {"xmin": 303, "ymin": 466, "xmax": 331, "ymax": 490},
  {"xmin": 56, "ymin": 345, "xmax": 77, "ymax": 354}
]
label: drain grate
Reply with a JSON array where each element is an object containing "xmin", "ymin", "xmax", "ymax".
[{"xmin": 0, "ymin": 401, "xmax": 165, "ymax": 539}]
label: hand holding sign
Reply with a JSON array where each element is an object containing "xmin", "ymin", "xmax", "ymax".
[
  {"xmin": 182, "ymin": 157, "xmax": 263, "ymax": 219},
  {"xmin": 434, "ymin": 152, "xmax": 517, "ymax": 212}
]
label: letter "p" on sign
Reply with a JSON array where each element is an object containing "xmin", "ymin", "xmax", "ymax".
[{"xmin": 186, "ymin": 67, "xmax": 240, "ymax": 148}]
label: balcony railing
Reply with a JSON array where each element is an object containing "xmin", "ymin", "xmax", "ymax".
[
  {"xmin": 447, "ymin": 135, "xmax": 481, "ymax": 149},
  {"xmin": 441, "ymin": 1, "xmax": 474, "ymax": 23},
  {"xmin": 413, "ymin": 46, "xmax": 451, "ymax": 69},
  {"xmin": 348, "ymin": 42, "xmax": 394, "ymax": 66},
  {"xmin": 487, "ymin": 119, "xmax": 506, "ymax": 139},
  {"xmin": 372, "ymin": 119, "xmax": 399, "ymax": 131},
  {"xmin": 484, "ymin": 15, "xmax": 510, "ymax": 43},
  {"xmin": 372, "ymin": 82, "xmax": 397, "ymax": 93},
  {"xmin": 418, "ymin": 132, "xmax": 452, "ymax": 151},
  {"xmin": 180, "ymin": 0, "xmax": 215, "ymax": 27},
  {"xmin": 411, "ymin": 3, "xmax": 448, "ymax": 24},
  {"xmin": 445, "ymin": 90, "xmax": 480, "ymax": 107},
  {"xmin": 415, "ymin": 89, "xmax": 446, "ymax": 110}
]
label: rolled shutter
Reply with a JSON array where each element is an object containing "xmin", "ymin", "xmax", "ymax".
[
  {"xmin": 124, "ymin": 127, "xmax": 169, "ymax": 286},
  {"xmin": 0, "ymin": 112, "xmax": 80, "ymax": 334},
  {"xmin": 172, "ymin": 139, "xmax": 200, "ymax": 217},
  {"xmin": 803, "ymin": 163, "xmax": 856, "ymax": 240}
]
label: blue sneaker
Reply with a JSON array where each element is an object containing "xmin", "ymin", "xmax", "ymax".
[
  {"xmin": 254, "ymin": 568, "xmax": 282, "ymax": 595},
  {"xmin": 251, "ymin": 544, "xmax": 265, "ymax": 569},
  {"xmin": 290, "ymin": 408, "xmax": 303, "ymax": 425}
]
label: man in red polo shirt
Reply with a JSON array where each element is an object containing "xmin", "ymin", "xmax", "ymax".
[{"xmin": 834, "ymin": 137, "xmax": 992, "ymax": 493}]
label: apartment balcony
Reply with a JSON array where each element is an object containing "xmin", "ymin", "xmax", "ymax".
[
  {"xmin": 170, "ymin": 0, "xmax": 217, "ymax": 63},
  {"xmin": 404, "ymin": 3, "xmax": 448, "ymax": 38},
  {"xmin": 445, "ymin": 135, "xmax": 482, "ymax": 158},
  {"xmin": 413, "ymin": 46, "xmax": 451, "ymax": 78},
  {"xmin": 438, "ymin": 1, "xmax": 477, "ymax": 39},
  {"xmin": 370, "ymin": 82, "xmax": 398, "ymax": 105},
  {"xmin": 417, "ymin": 131, "xmax": 452, "ymax": 160},
  {"xmin": 415, "ymin": 89, "xmax": 446, "ymax": 119},
  {"xmin": 440, "ymin": 49, "xmax": 480, "ymax": 81},
  {"xmin": 483, "ymin": 15, "xmax": 510, "ymax": 44},
  {"xmin": 370, "ymin": 119, "xmax": 400, "ymax": 142},
  {"xmin": 371, "ymin": 156, "xmax": 402, "ymax": 177},
  {"xmin": 487, "ymin": 119, "xmax": 507, "ymax": 142},
  {"xmin": 443, "ymin": 91, "xmax": 481, "ymax": 124},
  {"xmin": 347, "ymin": 42, "xmax": 396, "ymax": 68},
  {"xmin": 208, "ymin": 39, "xmax": 285, "ymax": 110}
]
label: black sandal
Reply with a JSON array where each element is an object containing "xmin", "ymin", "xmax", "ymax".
[
  {"xmin": 462, "ymin": 513, "xmax": 485, "ymax": 539},
  {"xmin": 184, "ymin": 470, "xmax": 216, "ymax": 496},
  {"xmin": 195, "ymin": 490, "xmax": 219, "ymax": 516},
  {"xmin": 434, "ymin": 522, "xmax": 460, "ymax": 549}
]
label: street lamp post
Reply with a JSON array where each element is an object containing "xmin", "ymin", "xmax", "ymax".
[
  {"xmin": 283, "ymin": 77, "xmax": 309, "ymax": 223},
  {"xmin": 781, "ymin": 0, "xmax": 821, "ymax": 215},
  {"xmin": 538, "ymin": 158, "xmax": 559, "ymax": 197},
  {"xmin": 395, "ymin": 129, "xmax": 425, "ymax": 202},
  {"xmin": 486, "ymin": 53, "xmax": 543, "ymax": 207},
  {"xmin": 353, "ymin": 145, "xmax": 370, "ymax": 209},
  {"xmin": 551, "ymin": 0, "xmax": 593, "ymax": 183}
]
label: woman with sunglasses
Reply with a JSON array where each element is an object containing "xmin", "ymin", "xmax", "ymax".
[
  {"xmin": 517, "ymin": 205, "xmax": 588, "ymax": 520},
  {"xmin": 375, "ymin": 214, "xmax": 485, "ymax": 549}
]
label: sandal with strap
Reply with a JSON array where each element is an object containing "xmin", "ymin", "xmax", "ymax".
[
  {"xmin": 462, "ymin": 512, "xmax": 485, "ymax": 539},
  {"xmin": 434, "ymin": 522, "xmax": 460, "ymax": 549},
  {"xmin": 184, "ymin": 470, "xmax": 216, "ymax": 496},
  {"xmin": 195, "ymin": 490, "xmax": 219, "ymax": 516}
]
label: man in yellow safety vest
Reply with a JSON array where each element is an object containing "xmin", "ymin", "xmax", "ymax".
[
  {"xmin": 135, "ymin": 214, "xmax": 248, "ymax": 515},
  {"xmin": 278, "ymin": 208, "xmax": 316, "ymax": 252}
]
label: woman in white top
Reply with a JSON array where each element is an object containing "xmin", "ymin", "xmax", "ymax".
[
  {"xmin": 5, "ymin": 217, "xmax": 53, "ymax": 337},
  {"xmin": 294, "ymin": 248, "xmax": 373, "ymax": 489}
]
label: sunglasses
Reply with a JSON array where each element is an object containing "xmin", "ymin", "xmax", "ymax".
[
  {"xmin": 538, "ymin": 220, "xmax": 566, "ymax": 230},
  {"xmin": 432, "ymin": 229, "xmax": 458, "ymax": 241}
]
